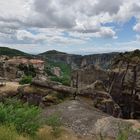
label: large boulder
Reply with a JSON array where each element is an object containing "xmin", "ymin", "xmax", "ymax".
[
  {"xmin": 43, "ymin": 99, "xmax": 140, "ymax": 140},
  {"xmin": 80, "ymin": 81, "xmax": 121, "ymax": 117}
]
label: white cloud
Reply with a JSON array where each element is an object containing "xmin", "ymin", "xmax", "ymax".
[
  {"xmin": 0, "ymin": 0, "xmax": 140, "ymax": 53},
  {"xmin": 134, "ymin": 23, "xmax": 140, "ymax": 32}
]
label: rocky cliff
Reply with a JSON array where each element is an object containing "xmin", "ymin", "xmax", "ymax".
[
  {"xmin": 0, "ymin": 57, "xmax": 46, "ymax": 81},
  {"xmin": 109, "ymin": 50, "xmax": 140, "ymax": 119},
  {"xmin": 39, "ymin": 50, "xmax": 119, "ymax": 69},
  {"xmin": 70, "ymin": 50, "xmax": 140, "ymax": 119}
]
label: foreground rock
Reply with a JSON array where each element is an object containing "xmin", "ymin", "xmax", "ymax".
[
  {"xmin": 79, "ymin": 81, "xmax": 121, "ymax": 117},
  {"xmin": 32, "ymin": 80, "xmax": 76, "ymax": 94},
  {"xmin": 18, "ymin": 80, "xmax": 74, "ymax": 106},
  {"xmin": 0, "ymin": 82, "xmax": 20, "ymax": 98},
  {"xmin": 44, "ymin": 99, "xmax": 140, "ymax": 140},
  {"xmin": 18, "ymin": 80, "xmax": 121, "ymax": 117}
]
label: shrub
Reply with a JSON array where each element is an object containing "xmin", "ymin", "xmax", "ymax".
[
  {"xmin": 51, "ymin": 76, "xmax": 71, "ymax": 86},
  {"xmin": 19, "ymin": 76, "xmax": 32, "ymax": 85},
  {"xmin": 18, "ymin": 64, "xmax": 36, "ymax": 77},
  {"xmin": 46, "ymin": 114, "xmax": 62, "ymax": 137},
  {"xmin": 0, "ymin": 98, "xmax": 41, "ymax": 135},
  {"xmin": 116, "ymin": 127, "xmax": 130, "ymax": 140}
]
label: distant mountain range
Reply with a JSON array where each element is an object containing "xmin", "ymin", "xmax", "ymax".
[
  {"xmin": 0, "ymin": 47, "xmax": 30, "ymax": 57},
  {"xmin": 0, "ymin": 47, "xmax": 120, "ymax": 69}
]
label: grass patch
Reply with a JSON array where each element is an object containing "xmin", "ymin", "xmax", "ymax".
[
  {"xmin": 0, "ymin": 98, "xmax": 41, "ymax": 135},
  {"xmin": 19, "ymin": 76, "xmax": 33, "ymax": 85},
  {"xmin": 0, "ymin": 125, "xmax": 24, "ymax": 140},
  {"xmin": 46, "ymin": 114, "xmax": 62, "ymax": 138},
  {"xmin": 116, "ymin": 127, "xmax": 130, "ymax": 140}
]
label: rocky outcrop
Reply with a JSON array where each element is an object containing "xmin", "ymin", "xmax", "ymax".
[
  {"xmin": 40, "ymin": 50, "xmax": 118, "ymax": 69},
  {"xmin": 0, "ymin": 57, "xmax": 46, "ymax": 81},
  {"xmin": 109, "ymin": 67, "xmax": 140, "ymax": 119},
  {"xmin": 79, "ymin": 81, "xmax": 121, "ymax": 117},
  {"xmin": 51, "ymin": 67, "xmax": 61, "ymax": 77},
  {"xmin": 32, "ymin": 80, "xmax": 76, "ymax": 94},
  {"xmin": 18, "ymin": 80, "xmax": 75, "ymax": 106},
  {"xmin": 70, "ymin": 50, "xmax": 140, "ymax": 119},
  {"xmin": 43, "ymin": 99, "xmax": 140, "ymax": 140},
  {"xmin": 18, "ymin": 79, "xmax": 120, "ymax": 117},
  {"xmin": 109, "ymin": 50, "xmax": 140, "ymax": 119},
  {"xmin": 0, "ymin": 82, "xmax": 20, "ymax": 100},
  {"xmin": 71, "ymin": 65, "xmax": 109, "ymax": 88}
]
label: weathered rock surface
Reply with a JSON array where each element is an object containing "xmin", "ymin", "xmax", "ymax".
[
  {"xmin": 109, "ymin": 51, "xmax": 140, "ymax": 119},
  {"xmin": 51, "ymin": 67, "xmax": 61, "ymax": 77},
  {"xmin": 0, "ymin": 57, "xmax": 46, "ymax": 80},
  {"xmin": 18, "ymin": 79, "xmax": 120, "ymax": 117},
  {"xmin": 43, "ymin": 99, "xmax": 140, "ymax": 140},
  {"xmin": 71, "ymin": 65, "xmax": 109, "ymax": 88},
  {"xmin": 0, "ymin": 82, "xmax": 20, "ymax": 100},
  {"xmin": 79, "ymin": 80, "xmax": 121, "ymax": 117},
  {"xmin": 32, "ymin": 80, "xmax": 76, "ymax": 95},
  {"xmin": 18, "ymin": 80, "xmax": 74, "ymax": 106}
]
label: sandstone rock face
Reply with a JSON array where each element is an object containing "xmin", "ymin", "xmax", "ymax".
[
  {"xmin": 18, "ymin": 80, "xmax": 73, "ymax": 106},
  {"xmin": 40, "ymin": 50, "xmax": 118, "ymax": 69},
  {"xmin": 71, "ymin": 65, "xmax": 122, "ymax": 117},
  {"xmin": 70, "ymin": 50, "xmax": 140, "ymax": 119},
  {"xmin": 79, "ymin": 81, "xmax": 121, "ymax": 118},
  {"xmin": 51, "ymin": 67, "xmax": 61, "ymax": 77},
  {"xmin": 109, "ymin": 66, "xmax": 140, "ymax": 119},
  {"xmin": 0, "ymin": 57, "xmax": 46, "ymax": 80},
  {"xmin": 109, "ymin": 51, "xmax": 140, "ymax": 119},
  {"xmin": 71, "ymin": 65, "xmax": 109, "ymax": 88}
]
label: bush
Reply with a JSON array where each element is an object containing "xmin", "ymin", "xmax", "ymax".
[
  {"xmin": 19, "ymin": 76, "xmax": 32, "ymax": 85},
  {"xmin": 116, "ymin": 127, "xmax": 130, "ymax": 140},
  {"xmin": 0, "ymin": 98, "xmax": 41, "ymax": 135},
  {"xmin": 46, "ymin": 114, "xmax": 62, "ymax": 137},
  {"xmin": 51, "ymin": 76, "xmax": 71, "ymax": 86},
  {"xmin": 18, "ymin": 64, "xmax": 36, "ymax": 77}
]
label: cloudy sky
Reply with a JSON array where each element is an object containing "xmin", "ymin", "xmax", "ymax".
[{"xmin": 0, "ymin": 0, "xmax": 140, "ymax": 54}]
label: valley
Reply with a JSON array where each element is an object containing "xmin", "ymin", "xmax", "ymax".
[{"xmin": 0, "ymin": 47, "xmax": 140, "ymax": 140}]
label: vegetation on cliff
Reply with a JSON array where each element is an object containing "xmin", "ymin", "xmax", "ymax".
[
  {"xmin": 45, "ymin": 60, "xmax": 71, "ymax": 86},
  {"xmin": 113, "ymin": 49, "xmax": 140, "ymax": 67}
]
